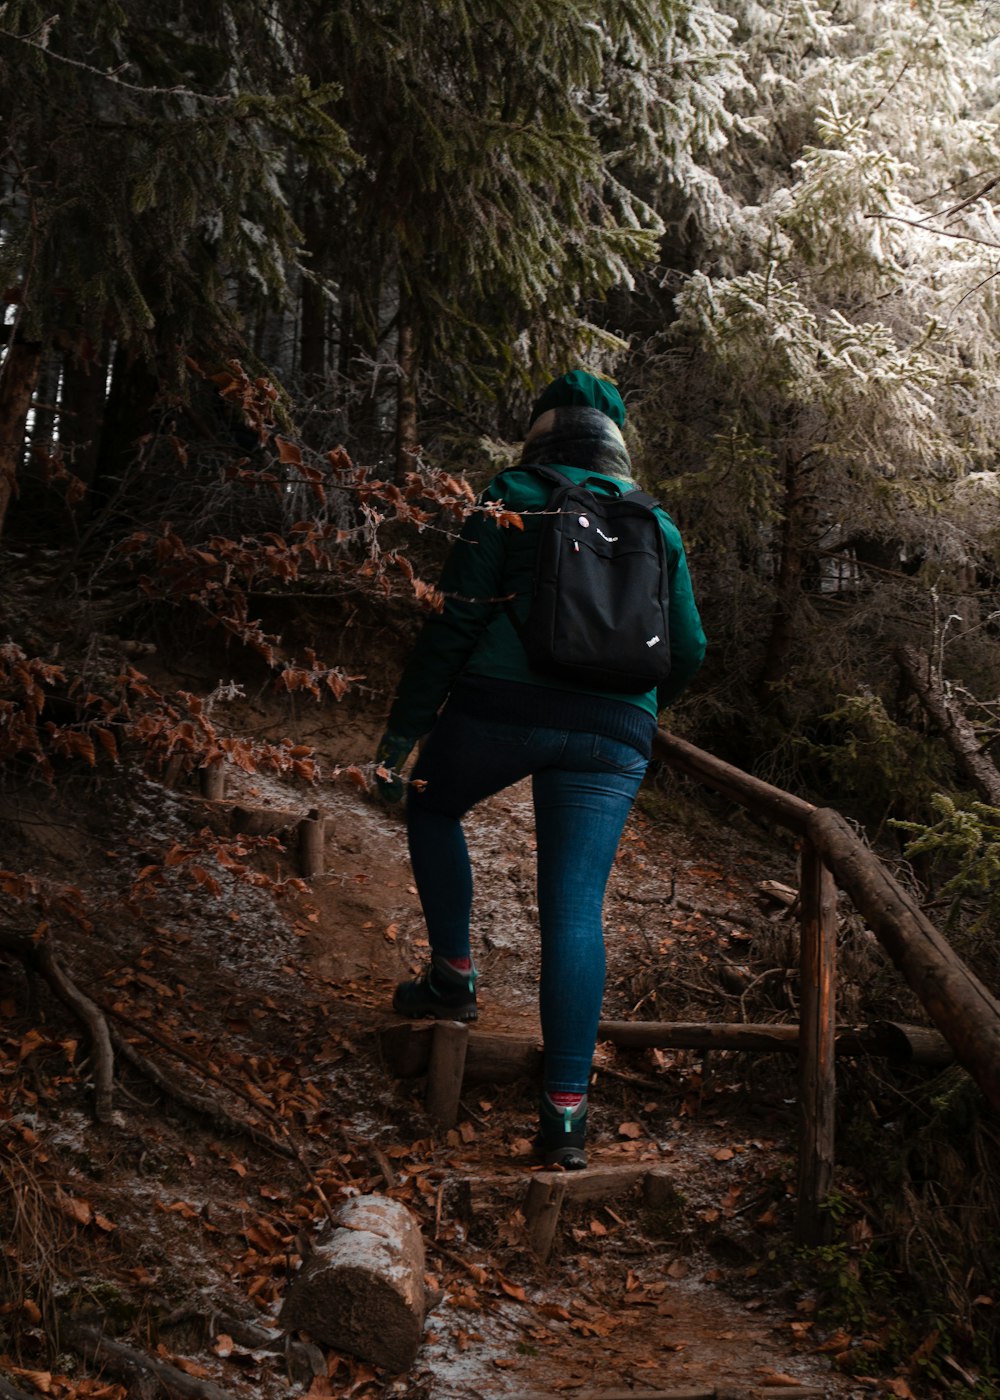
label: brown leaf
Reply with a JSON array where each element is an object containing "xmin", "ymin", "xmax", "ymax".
[
  {"xmin": 714, "ymin": 1147, "xmax": 735, "ymax": 1161},
  {"xmin": 18, "ymin": 1029, "xmax": 47, "ymax": 1062},
  {"xmin": 618, "ymin": 1121, "xmax": 643, "ymax": 1139},
  {"xmin": 757, "ymin": 1369, "xmax": 807, "ymax": 1387},
  {"xmin": 6, "ymin": 1370, "xmax": 52, "ymax": 1393},
  {"xmin": 813, "ymin": 1329, "xmax": 852, "ymax": 1354},
  {"xmin": 274, "ymin": 436, "xmax": 303, "ymax": 466},
  {"xmin": 55, "ymin": 1187, "xmax": 94, "ymax": 1226}
]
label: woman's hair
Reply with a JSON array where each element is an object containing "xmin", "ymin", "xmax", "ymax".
[{"xmin": 521, "ymin": 405, "xmax": 633, "ymax": 482}]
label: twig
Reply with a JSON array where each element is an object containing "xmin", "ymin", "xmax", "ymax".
[
  {"xmin": 2, "ymin": 20, "xmax": 234, "ymax": 103},
  {"xmin": 592, "ymin": 1064, "xmax": 667, "ymax": 1093}
]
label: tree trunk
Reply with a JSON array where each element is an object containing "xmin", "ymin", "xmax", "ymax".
[
  {"xmin": 60, "ymin": 340, "xmax": 108, "ymax": 487},
  {"xmin": 896, "ymin": 645, "xmax": 1000, "ymax": 807},
  {"xmin": 90, "ymin": 343, "xmax": 158, "ymax": 509},
  {"xmin": 299, "ymin": 196, "xmax": 327, "ymax": 387},
  {"xmin": 0, "ymin": 337, "xmax": 42, "ymax": 536},
  {"xmin": 756, "ymin": 451, "xmax": 814, "ymax": 703},
  {"xmin": 395, "ymin": 309, "xmax": 419, "ymax": 483}
]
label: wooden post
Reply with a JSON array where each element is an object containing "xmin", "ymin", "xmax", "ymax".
[
  {"xmin": 425, "ymin": 1020, "xmax": 468, "ymax": 1128},
  {"xmin": 199, "ymin": 761, "xmax": 226, "ymax": 800},
  {"xmin": 524, "ymin": 1175, "xmax": 566, "ymax": 1262},
  {"xmin": 298, "ymin": 807, "xmax": 326, "ymax": 877},
  {"xmin": 163, "ymin": 753, "xmax": 185, "ymax": 789},
  {"xmin": 796, "ymin": 838, "xmax": 838, "ymax": 1244}
]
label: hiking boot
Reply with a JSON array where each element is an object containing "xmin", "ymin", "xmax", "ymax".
[
  {"xmin": 533, "ymin": 1092, "xmax": 588, "ymax": 1170},
  {"xmin": 392, "ymin": 954, "xmax": 479, "ymax": 1022}
]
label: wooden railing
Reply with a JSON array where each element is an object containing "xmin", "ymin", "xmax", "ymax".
[{"xmin": 653, "ymin": 729, "xmax": 1000, "ymax": 1242}]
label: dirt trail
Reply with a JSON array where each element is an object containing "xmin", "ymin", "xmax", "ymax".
[
  {"xmin": 278, "ymin": 728, "xmax": 870, "ymax": 1400},
  {"xmin": 0, "ymin": 692, "xmax": 881, "ymax": 1400}
]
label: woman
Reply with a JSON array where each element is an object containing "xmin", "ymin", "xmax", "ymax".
[{"xmin": 375, "ymin": 371, "xmax": 706, "ymax": 1168}]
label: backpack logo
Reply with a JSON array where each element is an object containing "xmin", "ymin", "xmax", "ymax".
[{"xmin": 646, "ymin": 635, "xmax": 661, "ymax": 648}]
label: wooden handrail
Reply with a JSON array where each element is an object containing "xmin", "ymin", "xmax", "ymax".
[
  {"xmin": 653, "ymin": 726, "xmax": 1000, "ymax": 1241},
  {"xmin": 653, "ymin": 731, "xmax": 815, "ymax": 833},
  {"xmin": 807, "ymin": 807, "xmax": 1000, "ymax": 1111}
]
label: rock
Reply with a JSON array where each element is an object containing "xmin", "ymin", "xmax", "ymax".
[{"xmin": 279, "ymin": 1194, "xmax": 426, "ymax": 1373}]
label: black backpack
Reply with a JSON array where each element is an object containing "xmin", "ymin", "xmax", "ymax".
[{"xmin": 506, "ymin": 465, "xmax": 671, "ymax": 694}]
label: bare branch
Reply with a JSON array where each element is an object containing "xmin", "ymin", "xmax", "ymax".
[{"xmin": 865, "ymin": 211, "xmax": 1000, "ymax": 252}]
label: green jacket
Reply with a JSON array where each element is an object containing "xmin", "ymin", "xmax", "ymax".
[{"xmin": 388, "ymin": 464, "xmax": 706, "ymax": 738}]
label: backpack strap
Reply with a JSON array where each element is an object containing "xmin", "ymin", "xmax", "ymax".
[
  {"xmin": 519, "ymin": 464, "xmax": 574, "ymax": 491},
  {"xmin": 523, "ymin": 464, "xmax": 661, "ymax": 511}
]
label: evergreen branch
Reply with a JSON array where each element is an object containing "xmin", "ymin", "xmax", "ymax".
[{"xmin": 0, "ymin": 16, "xmax": 234, "ymax": 104}]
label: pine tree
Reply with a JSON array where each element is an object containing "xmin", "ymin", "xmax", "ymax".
[
  {"xmin": 0, "ymin": 0, "xmax": 353, "ymax": 531},
  {"xmin": 639, "ymin": 0, "xmax": 1000, "ymax": 751}
]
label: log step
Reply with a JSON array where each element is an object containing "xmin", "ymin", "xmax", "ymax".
[{"xmin": 380, "ymin": 1018, "xmax": 954, "ymax": 1086}]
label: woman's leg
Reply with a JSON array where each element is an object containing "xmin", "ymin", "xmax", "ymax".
[
  {"xmin": 532, "ymin": 733, "xmax": 648, "ymax": 1095},
  {"xmin": 405, "ymin": 706, "xmax": 547, "ymax": 959}
]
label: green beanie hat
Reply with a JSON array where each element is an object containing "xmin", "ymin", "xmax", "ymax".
[{"xmin": 529, "ymin": 370, "xmax": 626, "ymax": 428}]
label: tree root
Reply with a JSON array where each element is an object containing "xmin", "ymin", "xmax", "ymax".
[
  {"xmin": 0, "ymin": 932, "xmax": 116, "ymax": 1124},
  {"xmin": 0, "ymin": 1376, "xmax": 44, "ymax": 1400},
  {"xmin": 60, "ymin": 1318, "xmax": 239, "ymax": 1400},
  {"xmin": 157, "ymin": 1311, "xmax": 325, "ymax": 1387},
  {"xmin": 108, "ymin": 1027, "xmax": 295, "ymax": 1158}
]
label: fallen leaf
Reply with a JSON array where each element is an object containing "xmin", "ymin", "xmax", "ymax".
[
  {"xmin": 714, "ymin": 1147, "xmax": 735, "ymax": 1161},
  {"xmin": 757, "ymin": 1369, "xmax": 806, "ymax": 1387},
  {"xmin": 55, "ymin": 1187, "xmax": 93, "ymax": 1226},
  {"xmin": 18, "ymin": 1029, "xmax": 47, "ymax": 1062},
  {"xmin": 813, "ymin": 1329, "xmax": 853, "ymax": 1354},
  {"xmin": 618, "ymin": 1121, "xmax": 643, "ymax": 1139},
  {"xmin": 6, "ymin": 1370, "xmax": 52, "ymax": 1393},
  {"xmin": 214, "ymin": 1334, "xmax": 234, "ymax": 1358}
]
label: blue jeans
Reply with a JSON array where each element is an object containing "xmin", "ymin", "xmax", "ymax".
[{"xmin": 406, "ymin": 705, "xmax": 648, "ymax": 1095}]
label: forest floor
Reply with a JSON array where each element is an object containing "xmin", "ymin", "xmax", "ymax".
[{"xmin": 0, "ymin": 634, "xmax": 927, "ymax": 1400}]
